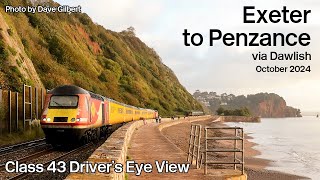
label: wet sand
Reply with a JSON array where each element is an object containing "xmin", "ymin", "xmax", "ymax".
[{"xmin": 161, "ymin": 117, "xmax": 310, "ymax": 180}]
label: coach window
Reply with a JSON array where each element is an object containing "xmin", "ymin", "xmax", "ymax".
[{"xmin": 85, "ymin": 97, "xmax": 89, "ymax": 112}]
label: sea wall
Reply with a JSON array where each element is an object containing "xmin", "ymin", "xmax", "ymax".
[{"xmin": 219, "ymin": 116, "xmax": 261, "ymax": 122}]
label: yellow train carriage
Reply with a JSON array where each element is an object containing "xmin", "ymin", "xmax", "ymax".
[
  {"xmin": 124, "ymin": 106, "xmax": 134, "ymax": 122},
  {"xmin": 134, "ymin": 108, "xmax": 141, "ymax": 120},
  {"xmin": 108, "ymin": 98, "xmax": 157, "ymax": 125},
  {"xmin": 109, "ymin": 100, "xmax": 126, "ymax": 124},
  {"xmin": 147, "ymin": 110, "xmax": 154, "ymax": 119}
]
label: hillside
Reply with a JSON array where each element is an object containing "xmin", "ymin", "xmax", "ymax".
[
  {"xmin": 194, "ymin": 90, "xmax": 302, "ymax": 118},
  {"xmin": 0, "ymin": 0, "xmax": 202, "ymax": 116}
]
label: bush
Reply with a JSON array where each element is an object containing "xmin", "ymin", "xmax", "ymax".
[
  {"xmin": 27, "ymin": 14, "xmax": 42, "ymax": 28},
  {"xmin": 79, "ymin": 14, "xmax": 91, "ymax": 25},
  {"xmin": 0, "ymin": 105, "xmax": 6, "ymax": 123},
  {"xmin": 98, "ymin": 71, "xmax": 108, "ymax": 82},
  {"xmin": 21, "ymin": 38, "xmax": 29, "ymax": 49},
  {"xmin": 8, "ymin": 46, "xmax": 17, "ymax": 56},
  {"xmin": 7, "ymin": 29, "xmax": 13, "ymax": 36},
  {"xmin": 0, "ymin": 39, "xmax": 9, "ymax": 60},
  {"xmin": 216, "ymin": 106, "xmax": 251, "ymax": 116}
]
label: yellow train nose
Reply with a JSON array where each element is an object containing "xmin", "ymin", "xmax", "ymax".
[{"xmin": 46, "ymin": 109, "xmax": 78, "ymax": 123}]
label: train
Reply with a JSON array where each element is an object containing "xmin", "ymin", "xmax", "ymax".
[
  {"xmin": 187, "ymin": 111, "xmax": 204, "ymax": 116},
  {"xmin": 40, "ymin": 85, "xmax": 158, "ymax": 145}
]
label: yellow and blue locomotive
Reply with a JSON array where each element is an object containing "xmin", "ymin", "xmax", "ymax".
[{"xmin": 40, "ymin": 85, "xmax": 157, "ymax": 145}]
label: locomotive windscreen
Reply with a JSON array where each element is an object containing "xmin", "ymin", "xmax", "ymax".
[{"xmin": 49, "ymin": 95, "xmax": 79, "ymax": 108}]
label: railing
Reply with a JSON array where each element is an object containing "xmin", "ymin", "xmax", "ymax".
[
  {"xmin": 203, "ymin": 126, "xmax": 244, "ymax": 175},
  {"xmin": 187, "ymin": 124, "xmax": 202, "ymax": 168},
  {"xmin": 0, "ymin": 84, "xmax": 46, "ymax": 133}
]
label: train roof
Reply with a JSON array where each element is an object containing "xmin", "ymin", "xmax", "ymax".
[{"xmin": 48, "ymin": 85, "xmax": 88, "ymax": 95}]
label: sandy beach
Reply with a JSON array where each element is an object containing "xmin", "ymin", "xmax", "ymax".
[{"xmin": 161, "ymin": 117, "xmax": 310, "ymax": 180}]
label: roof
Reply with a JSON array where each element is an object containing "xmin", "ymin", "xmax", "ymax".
[{"xmin": 48, "ymin": 85, "xmax": 88, "ymax": 95}]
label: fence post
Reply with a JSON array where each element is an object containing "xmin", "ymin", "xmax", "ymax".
[
  {"xmin": 16, "ymin": 92, "xmax": 19, "ymax": 131},
  {"xmin": 0, "ymin": 88, "xmax": 2, "ymax": 134},
  {"xmin": 242, "ymin": 128, "xmax": 245, "ymax": 174},
  {"xmin": 8, "ymin": 90, "xmax": 11, "ymax": 134},
  {"xmin": 23, "ymin": 85, "xmax": 25, "ymax": 130},
  {"xmin": 41, "ymin": 88, "xmax": 44, "ymax": 109},
  {"xmin": 35, "ymin": 87, "xmax": 38, "ymax": 119},
  {"xmin": 196, "ymin": 126, "xmax": 201, "ymax": 169},
  {"xmin": 187, "ymin": 125, "xmax": 194, "ymax": 162},
  {"xmin": 29, "ymin": 86, "xmax": 32, "ymax": 122},
  {"xmin": 234, "ymin": 128, "xmax": 237, "ymax": 170},
  {"xmin": 204, "ymin": 127, "xmax": 208, "ymax": 175}
]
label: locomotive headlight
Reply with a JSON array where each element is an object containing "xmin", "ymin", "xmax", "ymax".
[
  {"xmin": 76, "ymin": 118, "xmax": 81, "ymax": 122},
  {"xmin": 71, "ymin": 118, "xmax": 76, "ymax": 122},
  {"xmin": 46, "ymin": 118, "xmax": 51, "ymax": 122},
  {"xmin": 42, "ymin": 118, "xmax": 46, "ymax": 121}
]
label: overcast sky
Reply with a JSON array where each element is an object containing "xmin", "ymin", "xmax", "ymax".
[{"xmin": 56, "ymin": 0, "xmax": 320, "ymax": 112}]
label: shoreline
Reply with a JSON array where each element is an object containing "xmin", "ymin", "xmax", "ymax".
[{"xmin": 161, "ymin": 116, "xmax": 310, "ymax": 180}]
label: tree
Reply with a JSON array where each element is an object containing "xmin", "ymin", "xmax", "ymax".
[
  {"xmin": 216, "ymin": 107, "xmax": 224, "ymax": 115},
  {"xmin": 121, "ymin": 26, "xmax": 136, "ymax": 37}
]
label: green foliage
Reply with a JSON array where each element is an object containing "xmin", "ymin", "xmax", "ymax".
[
  {"xmin": 216, "ymin": 106, "xmax": 251, "ymax": 116},
  {"xmin": 0, "ymin": 124, "xmax": 44, "ymax": 146},
  {"xmin": 216, "ymin": 107, "xmax": 225, "ymax": 115},
  {"xmin": 7, "ymin": 28, "xmax": 13, "ymax": 36},
  {"xmin": 8, "ymin": 46, "xmax": 17, "ymax": 56},
  {"xmin": 16, "ymin": 58, "xmax": 22, "ymax": 67},
  {"xmin": 0, "ymin": 1, "xmax": 11, "ymax": 8},
  {"xmin": 89, "ymin": 35, "xmax": 98, "ymax": 42},
  {"xmin": 7, "ymin": 66, "xmax": 25, "ymax": 91},
  {"xmin": 79, "ymin": 14, "xmax": 91, "ymax": 25},
  {"xmin": 27, "ymin": 13, "xmax": 42, "ymax": 28},
  {"xmin": 120, "ymin": 26, "xmax": 136, "ymax": 37},
  {"xmin": 0, "ymin": 39, "xmax": 9, "ymax": 60},
  {"xmin": 98, "ymin": 71, "xmax": 108, "ymax": 82},
  {"xmin": 0, "ymin": 105, "xmax": 6, "ymax": 124},
  {"xmin": 21, "ymin": 38, "xmax": 29, "ymax": 49},
  {"xmin": 47, "ymin": 35, "xmax": 66, "ymax": 64}
]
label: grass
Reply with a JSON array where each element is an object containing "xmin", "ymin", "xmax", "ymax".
[{"xmin": 0, "ymin": 124, "xmax": 45, "ymax": 146}]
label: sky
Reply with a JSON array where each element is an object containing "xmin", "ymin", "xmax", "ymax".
[{"xmin": 56, "ymin": 0, "xmax": 320, "ymax": 112}]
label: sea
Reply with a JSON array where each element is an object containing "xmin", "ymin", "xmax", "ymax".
[{"xmin": 225, "ymin": 116, "xmax": 320, "ymax": 180}]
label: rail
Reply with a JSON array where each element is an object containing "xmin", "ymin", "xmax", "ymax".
[
  {"xmin": 204, "ymin": 126, "xmax": 244, "ymax": 175},
  {"xmin": 0, "ymin": 138, "xmax": 46, "ymax": 154},
  {"xmin": 8, "ymin": 143, "xmax": 93, "ymax": 180},
  {"xmin": 187, "ymin": 124, "xmax": 202, "ymax": 168}
]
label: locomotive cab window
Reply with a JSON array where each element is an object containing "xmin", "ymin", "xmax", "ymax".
[{"xmin": 49, "ymin": 95, "xmax": 79, "ymax": 108}]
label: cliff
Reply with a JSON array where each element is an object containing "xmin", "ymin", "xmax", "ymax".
[
  {"xmin": 194, "ymin": 91, "xmax": 301, "ymax": 118},
  {"xmin": 0, "ymin": 0, "xmax": 202, "ymax": 116}
]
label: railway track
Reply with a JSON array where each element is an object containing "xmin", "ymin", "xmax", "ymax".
[
  {"xmin": 0, "ymin": 138, "xmax": 46, "ymax": 155},
  {"xmin": 8, "ymin": 143, "xmax": 93, "ymax": 180},
  {"xmin": 0, "ymin": 142, "xmax": 48, "ymax": 160},
  {"xmin": 0, "ymin": 148, "xmax": 54, "ymax": 170}
]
